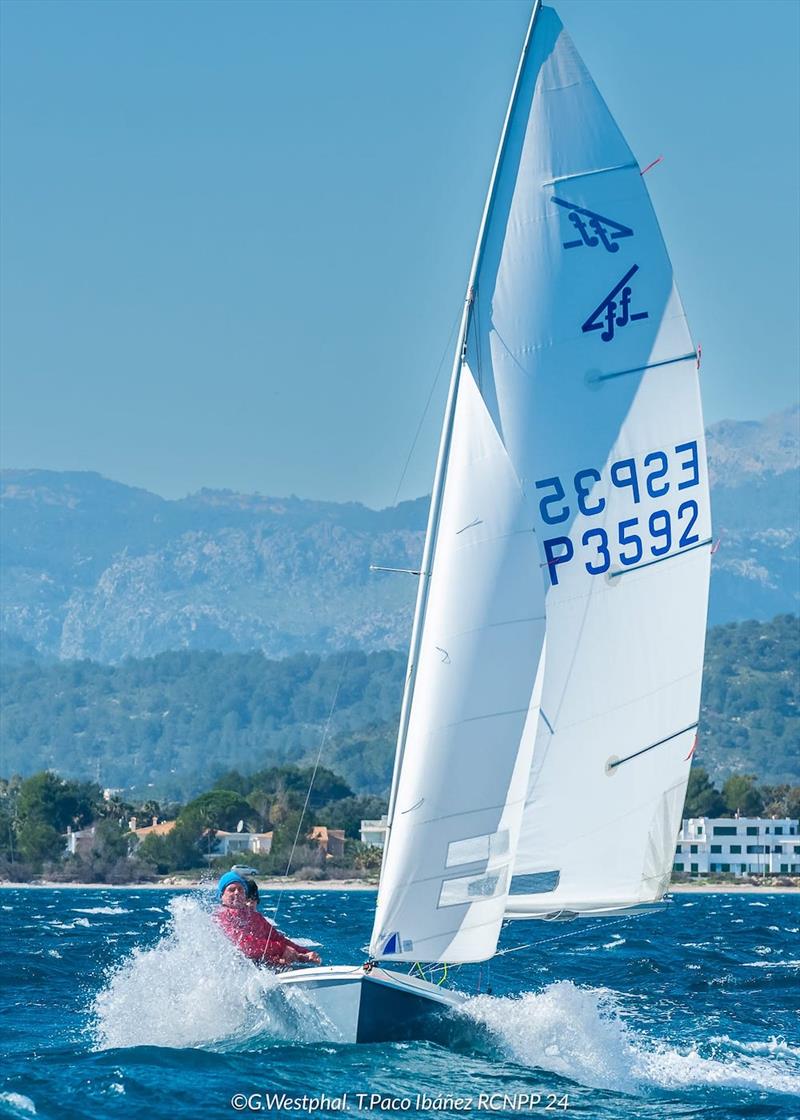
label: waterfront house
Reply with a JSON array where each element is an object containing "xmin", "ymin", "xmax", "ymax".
[
  {"xmin": 308, "ymin": 825, "xmax": 345, "ymax": 859},
  {"xmin": 674, "ymin": 816, "xmax": 800, "ymax": 876},
  {"xmin": 210, "ymin": 829, "xmax": 274, "ymax": 858},
  {"xmin": 360, "ymin": 815, "xmax": 389, "ymax": 848},
  {"xmin": 128, "ymin": 816, "xmax": 177, "ymax": 842},
  {"xmin": 64, "ymin": 825, "xmax": 97, "ymax": 857}
]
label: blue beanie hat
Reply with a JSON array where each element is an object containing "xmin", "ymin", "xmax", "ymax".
[{"xmin": 217, "ymin": 870, "xmax": 248, "ymax": 900}]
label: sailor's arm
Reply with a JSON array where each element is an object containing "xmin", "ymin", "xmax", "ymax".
[{"xmin": 255, "ymin": 916, "xmax": 321, "ymax": 966}]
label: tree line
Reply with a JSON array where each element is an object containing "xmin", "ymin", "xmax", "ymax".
[
  {"xmin": 683, "ymin": 768, "xmax": 800, "ymax": 821},
  {"xmin": 0, "ymin": 766, "xmax": 387, "ymax": 883},
  {"xmin": 2, "ymin": 761, "xmax": 799, "ymax": 885}
]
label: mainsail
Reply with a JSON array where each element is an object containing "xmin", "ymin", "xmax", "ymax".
[{"xmin": 370, "ymin": 2, "xmax": 710, "ymax": 961}]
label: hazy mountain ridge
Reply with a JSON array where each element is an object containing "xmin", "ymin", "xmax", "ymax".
[
  {"xmin": 1, "ymin": 408, "xmax": 797, "ymax": 663},
  {"xmin": 705, "ymin": 406, "xmax": 799, "ymax": 624},
  {"xmin": 705, "ymin": 405, "xmax": 799, "ymax": 485}
]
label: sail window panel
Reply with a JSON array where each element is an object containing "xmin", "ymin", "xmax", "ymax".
[
  {"xmin": 509, "ymin": 870, "xmax": 560, "ymax": 895},
  {"xmin": 446, "ymin": 830, "xmax": 510, "ymax": 869},
  {"xmin": 438, "ymin": 866, "xmax": 509, "ymax": 908}
]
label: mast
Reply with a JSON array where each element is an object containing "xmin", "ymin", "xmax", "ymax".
[{"xmin": 382, "ymin": 0, "xmax": 543, "ymax": 846}]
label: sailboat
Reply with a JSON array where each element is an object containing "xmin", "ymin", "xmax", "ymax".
[{"xmin": 274, "ymin": 0, "xmax": 711, "ymax": 1043}]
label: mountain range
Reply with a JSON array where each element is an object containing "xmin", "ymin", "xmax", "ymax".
[{"xmin": 1, "ymin": 406, "xmax": 797, "ymax": 664}]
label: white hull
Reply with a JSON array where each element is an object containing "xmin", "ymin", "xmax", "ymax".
[{"xmin": 273, "ymin": 965, "xmax": 467, "ymax": 1044}]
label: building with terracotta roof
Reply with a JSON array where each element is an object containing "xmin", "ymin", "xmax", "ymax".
[
  {"xmin": 308, "ymin": 826, "xmax": 345, "ymax": 859},
  {"xmin": 128, "ymin": 816, "xmax": 177, "ymax": 841}
]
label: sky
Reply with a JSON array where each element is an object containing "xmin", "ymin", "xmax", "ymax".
[{"xmin": 1, "ymin": 0, "xmax": 798, "ymax": 508}]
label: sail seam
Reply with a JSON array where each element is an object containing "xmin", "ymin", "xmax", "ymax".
[
  {"xmin": 439, "ymin": 615, "xmax": 546, "ymax": 642},
  {"xmin": 522, "ymin": 782, "xmax": 688, "ymax": 852},
  {"xmin": 403, "ymin": 794, "xmax": 529, "ymax": 832},
  {"xmin": 451, "ymin": 527, "xmax": 535, "ymax": 551},
  {"xmin": 540, "ymin": 667, "xmax": 701, "ymax": 738},
  {"xmin": 438, "ymin": 705, "xmax": 531, "ymax": 730}
]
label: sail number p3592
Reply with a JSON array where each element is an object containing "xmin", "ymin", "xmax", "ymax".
[{"xmin": 536, "ymin": 439, "xmax": 707, "ymax": 586}]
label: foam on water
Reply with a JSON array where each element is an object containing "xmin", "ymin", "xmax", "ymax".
[
  {"xmin": 73, "ymin": 906, "xmax": 130, "ymax": 915},
  {"xmin": 744, "ymin": 959, "xmax": 800, "ymax": 969},
  {"xmin": 0, "ymin": 1093, "xmax": 37, "ymax": 1116},
  {"xmin": 91, "ymin": 896, "xmax": 293, "ymax": 1050},
  {"xmin": 710, "ymin": 1035, "xmax": 800, "ymax": 1059},
  {"xmin": 464, "ymin": 981, "xmax": 800, "ymax": 1097}
]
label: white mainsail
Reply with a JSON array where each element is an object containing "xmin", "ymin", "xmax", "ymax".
[
  {"xmin": 370, "ymin": 2, "xmax": 710, "ymax": 961},
  {"xmin": 494, "ymin": 7, "xmax": 711, "ymax": 918}
]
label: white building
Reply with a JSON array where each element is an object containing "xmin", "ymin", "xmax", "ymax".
[
  {"xmin": 360, "ymin": 815, "xmax": 388, "ymax": 848},
  {"xmin": 210, "ymin": 830, "xmax": 273, "ymax": 858},
  {"xmin": 674, "ymin": 817, "xmax": 800, "ymax": 876},
  {"xmin": 65, "ymin": 825, "xmax": 96, "ymax": 856}
]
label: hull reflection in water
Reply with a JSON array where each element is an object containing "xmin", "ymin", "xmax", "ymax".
[{"xmin": 274, "ymin": 966, "xmax": 467, "ymax": 1044}]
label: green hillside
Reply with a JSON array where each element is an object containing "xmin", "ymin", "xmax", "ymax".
[
  {"xmin": 0, "ymin": 616, "xmax": 797, "ymax": 797},
  {"xmin": 0, "ymin": 649, "xmax": 404, "ymax": 800},
  {"xmin": 697, "ymin": 614, "xmax": 799, "ymax": 785}
]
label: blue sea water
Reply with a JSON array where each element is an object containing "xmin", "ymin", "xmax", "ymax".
[{"xmin": 1, "ymin": 887, "xmax": 799, "ymax": 1120}]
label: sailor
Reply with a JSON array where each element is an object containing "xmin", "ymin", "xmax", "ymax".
[{"xmin": 215, "ymin": 871, "xmax": 321, "ymax": 968}]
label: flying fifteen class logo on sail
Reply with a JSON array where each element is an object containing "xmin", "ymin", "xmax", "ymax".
[
  {"xmin": 552, "ymin": 197, "xmax": 633, "ymax": 252},
  {"xmin": 551, "ymin": 196, "xmax": 650, "ymax": 342},
  {"xmin": 581, "ymin": 264, "xmax": 649, "ymax": 343}
]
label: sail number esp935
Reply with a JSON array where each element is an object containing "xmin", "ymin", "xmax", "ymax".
[{"xmin": 538, "ymin": 439, "xmax": 705, "ymax": 586}]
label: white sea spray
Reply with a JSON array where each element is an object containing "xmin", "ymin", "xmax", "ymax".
[
  {"xmin": 90, "ymin": 895, "xmax": 283, "ymax": 1050},
  {"xmin": 464, "ymin": 981, "xmax": 800, "ymax": 1097}
]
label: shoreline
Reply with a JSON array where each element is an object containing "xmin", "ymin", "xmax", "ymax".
[
  {"xmin": 0, "ymin": 879, "xmax": 797, "ymax": 894},
  {"xmin": 0, "ymin": 878, "xmax": 380, "ymax": 891}
]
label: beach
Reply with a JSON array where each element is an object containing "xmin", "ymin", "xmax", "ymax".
[{"xmin": 0, "ymin": 877, "xmax": 380, "ymax": 891}]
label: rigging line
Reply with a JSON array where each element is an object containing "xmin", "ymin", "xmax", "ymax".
[
  {"xmin": 473, "ymin": 285, "xmax": 483, "ymax": 390},
  {"xmin": 390, "ymin": 304, "xmax": 462, "ymax": 510},
  {"xmin": 266, "ymin": 653, "xmax": 350, "ymax": 943},
  {"xmin": 495, "ymin": 913, "xmax": 635, "ymax": 956}
]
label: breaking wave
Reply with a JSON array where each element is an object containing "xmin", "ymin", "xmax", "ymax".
[{"xmin": 464, "ymin": 981, "xmax": 800, "ymax": 1097}]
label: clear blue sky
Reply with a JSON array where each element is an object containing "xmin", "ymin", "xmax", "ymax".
[{"xmin": 1, "ymin": 0, "xmax": 798, "ymax": 507}]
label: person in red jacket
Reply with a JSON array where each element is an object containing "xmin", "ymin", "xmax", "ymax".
[{"xmin": 215, "ymin": 871, "xmax": 321, "ymax": 968}]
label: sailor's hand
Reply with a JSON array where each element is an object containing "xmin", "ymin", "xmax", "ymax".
[{"xmin": 279, "ymin": 946, "xmax": 319, "ymax": 965}]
